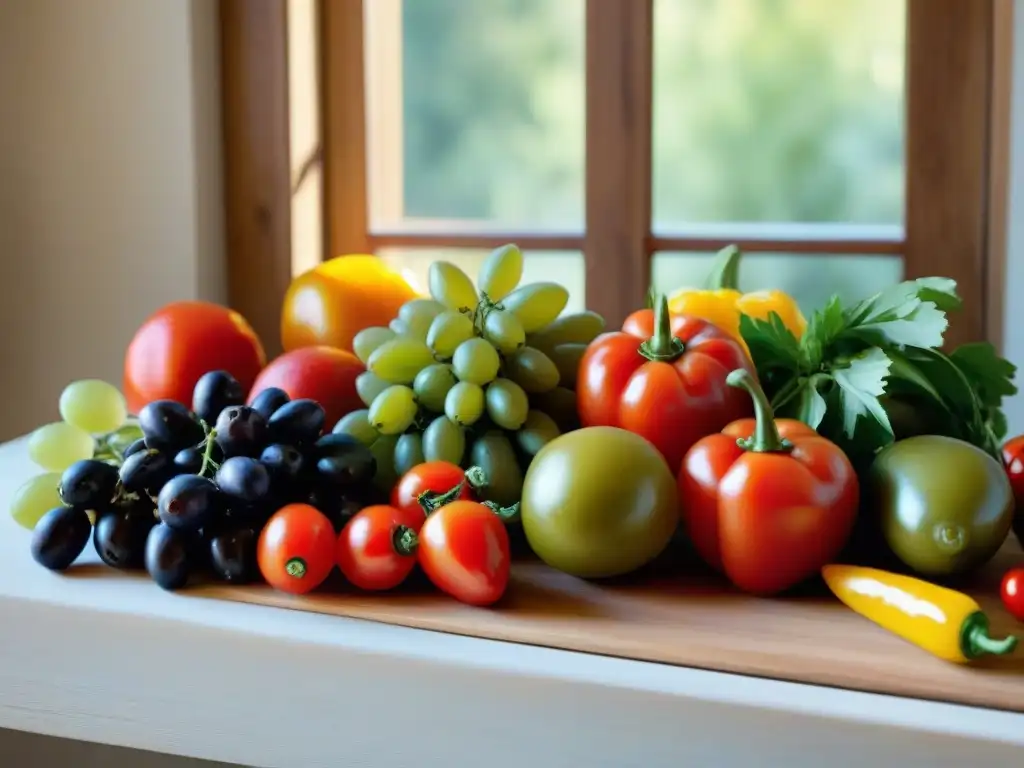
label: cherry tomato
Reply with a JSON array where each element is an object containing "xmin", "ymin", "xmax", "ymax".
[
  {"xmin": 336, "ymin": 504, "xmax": 422, "ymax": 591},
  {"xmin": 1001, "ymin": 435, "xmax": 1024, "ymax": 545},
  {"xmin": 391, "ymin": 461, "xmax": 477, "ymax": 519},
  {"xmin": 124, "ymin": 301, "xmax": 266, "ymax": 414},
  {"xmin": 1001, "ymin": 568, "xmax": 1024, "ymax": 621},
  {"xmin": 258, "ymin": 504, "xmax": 336, "ymax": 594},
  {"xmin": 249, "ymin": 346, "xmax": 364, "ymax": 429},
  {"xmin": 417, "ymin": 500, "xmax": 511, "ymax": 607}
]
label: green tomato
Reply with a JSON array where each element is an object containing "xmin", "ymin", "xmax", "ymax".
[{"xmin": 520, "ymin": 426, "xmax": 678, "ymax": 578}]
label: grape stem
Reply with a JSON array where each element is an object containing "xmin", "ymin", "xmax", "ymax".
[{"xmin": 198, "ymin": 429, "xmax": 219, "ymax": 477}]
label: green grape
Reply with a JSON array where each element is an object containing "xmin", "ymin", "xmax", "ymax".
[
  {"xmin": 547, "ymin": 343, "xmax": 587, "ymax": 390},
  {"xmin": 500, "ymin": 282, "xmax": 569, "ymax": 333},
  {"xmin": 482, "ymin": 308, "xmax": 526, "ymax": 355},
  {"xmin": 426, "ymin": 310, "xmax": 476, "ymax": 359},
  {"xmin": 470, "ymin": 432, "xmax": 523, "ymax": 507},
  {"xmin": 368, "ymin": 385, "xmax": 418, "ymax": 435},
  {"xmin": 529, "ymin": 386, "xmax": 580, "ymax": 433},
  {"xmin": 28, "ymin": 421, "xmax": 96, "ymax": 472},
  {"xmin": 399, "ymin": 298, "xmax": 446, "ymax": 340},
  {"xmin": 477, "ymin": 244, "xmax": 523, "ymax": 301},
  {"xmin": 516, "ymin": 410, "xmax": 561, "ymax": 456},
  {"xmin": 369, "ymin": 434, "xmax": 400, "ymax": 493},
  {"xmin": 485, "ymin": 379, "xmax": 529, "ymax": 431},
  {"xmin": 389, "ymin": 318, "xmax": 415, "ymax": 339},
  {"xmin": 393, "ymin": 432, "xmax": 426, "ymax": 476},
  {"xmin": 353, "ymin": 326, "xmax": 396, "ymax": 364},
  {"xmin": 356, "ymin": 371, "xmax": 391, "ymax": 407},
  {"xmin": 506, "ymin": 347, "xmax": 560, "ymax": 393},
  {"xmin": 444, "ymin": 381, "xmax": 485, "ymax": 426},
  {"xmin": 10, "ymin": 472, "xmax": 64, "ymax": 530},
  {"xmin": 368, "ymin": 337, "xmax": 435, "ymax": 384},
  {"xmin": 422, "ymin": 415, "xmax": 466, "ymax": 464},
  {"xmin": 413, "ymin": 363, "xmax": 457, "ymax": 412},
  {"xmin": 333, "ymin": 409, "xmax": 378, "ymax": 445},
  {"xmin": 527, "ymin": 311, "xmax": 606, "ymax": 355},
  {"xmin": 59, "ymin": 379, "xmax": 127, "ymax": 433},
  {"xmin": 429, "ymin": 261, "xmax": 479, "ymax": 311},
  {"xmin": 452, "ymin": 338, "xmax": 500, "ymax": 386}
]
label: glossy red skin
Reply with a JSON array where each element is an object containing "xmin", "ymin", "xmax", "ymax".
[
  {"xmin": 124, "ymin": 301, "xmax": 266, "ymax": 414},
  {"xmin": 679, "ymin": 418, "xmax": 859, "ymax": 595},
  {"xmin": 577, "ymin": 309, "xmax": 756, "ymax": 473},
  {"xmin": 1001, "ymin": 568, "xmax": 1024, "ymax": 622},
  {"xmin": 391, "ymin": 462, "xmax": 474, "ymax": 519},
  {"xmin": 249, "ymin": 346, "xmax": 363, "ymax": 429},
  {"xmin": 336, "ymin": 504, "xmax": 423, "ymax": 591},
  {"xmin": 258, "ymin": 504, "xmax": 336, "ymax": 595},
  {"xmin": 418, "ymin": 501, "xmax": 510, "ymax": 607}
]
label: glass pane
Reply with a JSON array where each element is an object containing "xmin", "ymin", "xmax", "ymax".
[
  {"xmin": 366, "ymin": 1, "xmax": 585, "ymax": 229},
  {"xmin": 652, "ymin": 0, "xmax": 906, "ymax": 230},
  {"xmin": 651, "ymin": 252, "xmax": 903, "ymax": 314},
  {"xmin": 377, "ymin": 249, "xmax": 586, "ymax": 315}
]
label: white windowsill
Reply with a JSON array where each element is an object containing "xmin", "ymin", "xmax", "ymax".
[{"xmin": 0, "ymin": 434, "xmax": 1021, "ymax": 768}]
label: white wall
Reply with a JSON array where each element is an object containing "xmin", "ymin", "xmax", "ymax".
[
  {"xmin": 1002, "ymin": 2, "xmax": 1024, "ymax": 435},
  {"xmin": 0, "ymin": 0, "xmax": 225, "ymax": 441}
]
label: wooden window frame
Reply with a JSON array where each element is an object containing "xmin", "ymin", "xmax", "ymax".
[{"xmin": 220, "ymin": 0, "xmax": 1013, "ymax": 357}]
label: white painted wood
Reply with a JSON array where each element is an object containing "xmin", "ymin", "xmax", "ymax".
[{"xmin": 0, "ymin": 435, "xmax": 1021, "ymax": 768}]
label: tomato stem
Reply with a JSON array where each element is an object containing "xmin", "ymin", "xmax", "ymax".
[
  {"xmin": 284, "ymin": 557, "xmax": 307, "ymax": 579},
  {"xmin": 392, "ymin": 525, "xmax": 419, "ymax": 557},
  {"xmin": 638, "ymin": 295, "xmax": 686, "ymax": 362},
  {"xmin": 703, "ymin": 245, "xmax": 742, "ymax": 290},
  {"xmin": 417, "ymin": 466, "xmax": 489, "ymax": 515},
  {"xmin": 483, "ymin": 500, "xmax": 520, "ymax": 524},
  {"xmin": 463, "ymin": 465, "xmax": 487, "ymax": 492},
  {"xmin": 726, "ymin": 369, "xmax": 791, "ymax": 453}
]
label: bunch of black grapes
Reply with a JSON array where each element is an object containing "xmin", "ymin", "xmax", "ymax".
[{"xmin": 30, "ymin": 370, "xmax": 378, "ymax": 591}]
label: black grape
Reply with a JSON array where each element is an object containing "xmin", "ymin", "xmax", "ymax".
[
  {"xmin": 267, "ymin": 399, "xmax": 325, "ymax": 446},
  {"xmin": 215, "ymin": 457, "xmax": 271, "ymax": 503},
  {"xmin": 122, "ymin": 438, "xmax": 148, "ymax": 460},
  {"xmin": 214, "ymin": 405, "xmax": 267, "ymax": 458},
  {"xmin": 173, "ymin": 444, "xmax": 223, "ymax": 475},
  {"xmin": 118, "ymin": 449, "xmax": 173, "ymax": 493},
  {"xmin": 59, "ymin": 459, "xmax": 119, "ymax": 508},
  {"xmin": 31, "ymin": 506, "xmax": 92, "ymax": 571},
  {"xmin": 192, "ymin": 370, "xmax": 245, "ymax": 425},
  {"xmin": 309, "ymin": 489, "xmax": 368, "ymax": 533},
  {"xmin": 93, "ymin": 509, "xmax": 154, "ymax": 569},
  {"xmin": 208, "ymin": 525, "xmax": 259, "ymax": 583},
  {"xmin": 315, "ymin": 433, "xmax": 376, "ymax": 488},
  {"xmin": 145, "ymin": 523, "xmax": 194, "ymax": 591},
  {"xmin": 250, "ymin": 387, "xmax": 290, "ymax": 422},
  {"xmin": 259, "ymin": 443, "xmax": 306, "ymax": 487},
  {"xmin": 157, "ymin": 474, "xmax": 220, "ymax": 531},
  {"xmin": 139, "ymin": 400, "xmax": 205, "ymax": 453}
]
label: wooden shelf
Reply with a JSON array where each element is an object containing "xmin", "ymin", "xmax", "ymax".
[{"xmin": 194, "ymin": 534, "xmax": 1024, "ymax": 713}]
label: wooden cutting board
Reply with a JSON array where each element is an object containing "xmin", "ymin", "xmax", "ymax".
[{"xmin": 193, "ymin": 534, "xmax": 1024, "ymax": 712}]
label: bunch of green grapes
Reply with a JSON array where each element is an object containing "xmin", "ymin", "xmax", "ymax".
[
  {"xmin": 339, "ymin": 244, "xmax": 605, "ymax": 505},
  {"xmin": 11, "ymin": 380, "xmax": 140, "ymax": 530}
]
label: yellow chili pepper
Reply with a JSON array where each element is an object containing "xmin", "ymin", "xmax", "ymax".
[
  {"xmin": 666, "ymin": 246, "xmax": 807, "ymax": 357},
  {"xmin": 821, "ymin": 564, "xmax": 1017, "ymax": 663}
]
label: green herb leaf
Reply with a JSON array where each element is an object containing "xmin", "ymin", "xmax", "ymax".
[
  {"xmin": 739, "ymin": 312, "xmax": 801, "ymax": 373},
  {"xmin": 948, "ymin": 343, "xmax": 1018, "ymax": 406},
  {"xmin": 799, "ymin": 295, "xmax": 846, "ymax": 370},
  {"xmin": 795, "ymin": 376, "xmax": 829, "ymax": 429},
  {"xmin": 832, "ymin": 348, "xmax": 893, "ymax": 439},
  {"xmin": 841, "ymin": 278, "xmax": 959, "ymax": 349}
]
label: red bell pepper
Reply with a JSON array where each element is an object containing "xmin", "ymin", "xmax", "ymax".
[
  {"xmin": 1000, "ymin": 435, "xmax": 1024, "ymax": 545},
  {"xmin": 678, "ymin": 369, "xmax": 859, "ymax": 595},
  {"xmin": 577, "ymin": 296, "xmax": 755, "ymax": 473}
]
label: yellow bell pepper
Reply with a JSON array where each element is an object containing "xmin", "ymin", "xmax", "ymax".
[
  {"xmin": 821, "ymin": 564, "xmax": 1017, "ymax": 663},
  {"xmin": 666, "ymin": 246, "xmax": 807, "ymax": 357}
]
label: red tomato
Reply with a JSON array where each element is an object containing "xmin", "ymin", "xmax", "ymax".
[
  {"xmin": 417, "ymin": 500, "xmax": 510, "ymax": 607},
  {"xmin": 336, "ymin": 504, "xmax": 422, "ymax": 591},
  {"xmin": 249, "ymin": 346, "xmax": 363, "ymax": 429},
  {"xmin": 258, "ymin": 504, "xmax": 336, "ymax": 594},
  {"xmin": 577, "ymin": 298, "xmax": 755, "ymax": 474},
  {"xmin": 1001, "ymin": 436, "xmax": 1024, "ymax": 545},
  {"xmin": 124, "ymin": 301, "xmax": 265, "ymax": 414},
  {"xmin": 391, "ymin": 461, "xmax": 477, "ymax": 519},
  {"xmin": 1001, "ymin": 568, "xmax": 1024, "ymax": 622}
]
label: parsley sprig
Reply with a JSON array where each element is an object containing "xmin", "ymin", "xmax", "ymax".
[{"xmin": 739, "ymin": 278, "xmax": 1016, "ymax": 461}]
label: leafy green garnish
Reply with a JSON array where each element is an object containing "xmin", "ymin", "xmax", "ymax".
[{"xmin": 740, "ymin": 277, "xmax": 1015, "ymax": 460}]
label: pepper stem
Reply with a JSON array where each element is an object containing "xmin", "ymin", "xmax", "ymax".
[
  {"xmin": 482, "ymin": 500, "xmax": 520, "ymax": 524},
  {"xmin": 638, "ymin": 295, "xmax": 686, "ymax": 362},
  {"xmin": 391, "ymin": 525, "xmax": 419, "ymax": 557},
  {"xmin": 417, "ymin": 466, "xmax": 489, "ymax": 515},
  {"xmin": 703, "ymin": 245, "xmax": 742, "ymax": 290},
  {"xmin": 961, "ymin": 611, "xmax": 1018, "ymax": 659},
  {"xmin": 727, "ymin": 369, "xmax": 791, "ymax": 453}
]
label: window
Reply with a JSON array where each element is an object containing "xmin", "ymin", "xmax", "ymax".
[{"xmin": 220, "ymin": 0, "xmax": 1011, "ymax": 357}]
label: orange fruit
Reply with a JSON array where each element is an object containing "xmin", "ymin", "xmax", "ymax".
[{"xmin": 281, "ymin": 255, "xmax": 418, "ymax": 353}]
